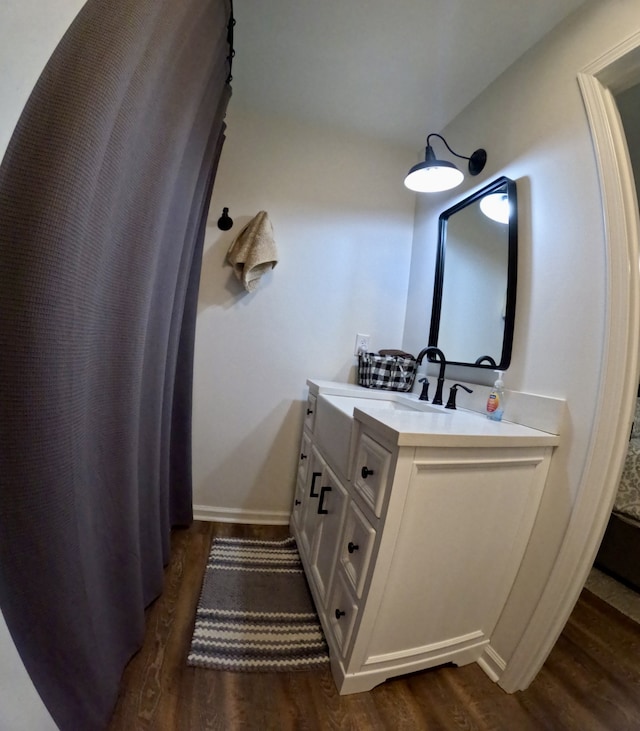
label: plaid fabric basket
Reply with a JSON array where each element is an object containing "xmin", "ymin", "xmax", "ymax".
[{"xmin": 357, "ymin": 352, "xmax": 417, "ymax": 392}]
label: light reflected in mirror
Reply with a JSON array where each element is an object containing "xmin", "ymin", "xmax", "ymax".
[
  {"xmin": 428, "ymin": 176, "xmax": 517, "ymax": 369},
  {"xmin": 480, "ymin": 192, "xmax": 510, "ymax": 224}
]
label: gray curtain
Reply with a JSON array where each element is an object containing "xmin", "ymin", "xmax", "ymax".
[{"xmin": 0, "ymin": 0, "xmax": 232, "ymax": 729}]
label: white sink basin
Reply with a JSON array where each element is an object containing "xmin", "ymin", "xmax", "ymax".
[{"xmin": 323, "ymin": 395, "xmax": 420, "ymax": 415}]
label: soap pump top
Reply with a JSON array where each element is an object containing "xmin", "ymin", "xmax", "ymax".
[{"xmin": 486, "ymin": 370, "xmax": 505, "ymax": 421}]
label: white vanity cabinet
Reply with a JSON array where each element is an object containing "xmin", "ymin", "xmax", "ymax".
[{"xmin": 291, "ymin": 382, "xmax": 559, "ymax": 695}]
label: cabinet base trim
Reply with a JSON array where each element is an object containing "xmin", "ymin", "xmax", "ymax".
[
  {"xmin": 334, "ymin": 639, "xmax": 488, "ymax": 695},
  {"xmin": 477, "ymin": 644, "xmax": 506, "ymax": 682},
  {"xmin": 193, "ymin": 505, "xmax": 290, "ymax": 525},
  {"xmin": 364, "ymin": 630, "xmax": 485, "ymax": 666}
]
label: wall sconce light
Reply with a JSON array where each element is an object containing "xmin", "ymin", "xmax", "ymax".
[{"xmin": 404, "ymin": 133, "xmax": 487, "ymax": 193}]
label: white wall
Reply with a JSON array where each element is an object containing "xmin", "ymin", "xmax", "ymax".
[
  {"xmin": 404, "ymin": 0, "xmax": 640, "ymax": 663},
  {"xmin": 1, "ymin": 1, "xmax": 86, "ymax": 161},
  {"xmin": 0, "ymin": 5, "xmax": 85, "ymax": 729},
  {"xmin": 192, "ymin": 106, "xmax": 416, "ymax": 520}
]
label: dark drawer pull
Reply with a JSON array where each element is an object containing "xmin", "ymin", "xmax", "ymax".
[
  {"xmin": 348, "ymin": 542, "xmax": 359, "ymax": 554},
  {"xmin": 317, "ymin": 485, "xmax": 332, "ymax": 514},
  {"xmin": 295, "ymin": 499, "xmax": 301, "ymax": 506},
  {"xmin": 300, "ymin": 452, "xmax": 308, "ymax": 461},
  {"xmin": 306, "ymin": 408, "xmax": 314, "ymax": 415},
  {"xmin": 310, "ymin": 471, "xmax": 321, "ymax": 498},
  {"xmin": 361, "ymin": 466, "xmax": 375, "ymax": 479},
  {"xmin": 335, "ymin": 609, "xmax": 345, "ymax": 620}
]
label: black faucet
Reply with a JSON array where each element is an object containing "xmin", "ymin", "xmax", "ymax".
[
  {"xmin": 416, "ymin": 347, "xmax": 447, "ymax": 405},
  {"xmin": 445, "ymin": 383, "xmax": 473, "ymax": 410}
]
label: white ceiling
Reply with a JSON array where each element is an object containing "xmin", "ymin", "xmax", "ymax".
[{"xmin": 231, "ymin": 0, "xmax": 589, "ymax": 149}]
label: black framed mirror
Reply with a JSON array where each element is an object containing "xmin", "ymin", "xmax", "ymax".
[{"xmin": 428, "ymin": 176, "xmax": 517, "ymax": 369}]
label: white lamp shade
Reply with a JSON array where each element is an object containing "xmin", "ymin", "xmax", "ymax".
[{"xmin": 404, "ymin": 162, "xmax": 464, "ymax": 193}]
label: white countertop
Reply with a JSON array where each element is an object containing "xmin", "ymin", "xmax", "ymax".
[{"xmin": 308, "ymin": 380, "xmax": 560, "ymax": 449}]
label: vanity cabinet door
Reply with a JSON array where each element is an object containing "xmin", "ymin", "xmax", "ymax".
[
  {"xmin": 298, "ymin": 431, "xmax": 311, "ymax": 482},
  {"xmin": 290, "ymin": 477, "xmax": 306, "ymax": 534},
  {"xmin": 291, "ymin": 431, "xmax": 312, "ymax": 534},
  {"xmin": 298, "ymin": 431, "xmax": 312, "ymax": 484},
  {"xmin": 298, "ymin": 447, "xmax": 325, "ymax": 559},
  {"xmin": 310, "ymin": 465, "xmax": 348, "ymax": 607}
]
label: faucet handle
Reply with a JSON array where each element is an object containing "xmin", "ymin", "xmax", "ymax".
[
  {"xmin": 445, "ymin": 383, "xmax": 473, "ymax": 410},
  {"xmin": 418, "ymin": 377, "xmax": 429, "ymax": 402}
]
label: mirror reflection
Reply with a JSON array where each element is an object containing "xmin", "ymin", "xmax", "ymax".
[{"xmin": 428, "ymin": 176, "xmax": 517, "ymax": 369}]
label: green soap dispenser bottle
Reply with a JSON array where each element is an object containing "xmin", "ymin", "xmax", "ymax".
[{"xmin": 486, "ymin": 370, "xmax": 505, "ymax": 421}]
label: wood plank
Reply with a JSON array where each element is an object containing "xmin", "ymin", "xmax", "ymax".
[{"xmin": 107, "ymin": 521, "xmax": 640, "ymax": 731}]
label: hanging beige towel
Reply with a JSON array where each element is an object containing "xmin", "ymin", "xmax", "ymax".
[{"xmin": 226, "ymin": 211, "xmax": 278, "ymax": 292}]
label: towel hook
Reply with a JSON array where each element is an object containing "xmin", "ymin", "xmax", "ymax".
[{"xmin": 217, "ymin": 207, "xmax": 233, "ymax": 231}]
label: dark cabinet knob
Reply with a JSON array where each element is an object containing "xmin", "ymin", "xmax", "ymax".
[
  {"xmin": 295, "ymin": 499, "xmax": 301, "ymax": 505},
  {"xmin": 347, "ymin": 541, "xmax": 359, "ymax": 554},
  {"xmin": 300, "ymin": 452, "xmax": 308, "ymax": 461},
  {"xmin": 335, "ymin": 609, "xmax": 345, "ymax": 620},
  {"xmin": 361, "ymin": 466, "xmax": 375, "ymax": 479},
  {"xmin": 306, "ymin": 408, "xmax": 314, "ymax": 415}
]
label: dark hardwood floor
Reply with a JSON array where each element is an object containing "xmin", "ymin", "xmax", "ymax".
[{"xmin": 107, "ymin": 521, "xmax": 640, "ymax": 730}]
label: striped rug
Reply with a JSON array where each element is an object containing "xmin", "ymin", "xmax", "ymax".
[{"xmin": 187, "ymin": 536, "xmax": 330, "ymax": 672}]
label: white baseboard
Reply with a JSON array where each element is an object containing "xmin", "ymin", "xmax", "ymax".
[
  {"xmin": 192, "ymin": 504, "xmax": 291, "ymax": 526},
  {"xmin": 477, "ymin": 644, "xmax": 507, "ymax": 683}
]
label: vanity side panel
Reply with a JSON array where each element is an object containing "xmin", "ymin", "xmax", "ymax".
[{"xmin": 361, "ymin": 447, "xmax": 551, "ymax": 666}]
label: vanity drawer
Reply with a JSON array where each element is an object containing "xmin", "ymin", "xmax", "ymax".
[
  {"xmin": 328, "ymin": 568, "xmax": 359, "ymax": 658},
  {"xmin": 340, "ymin": 500, "xmax": 376, "ymax": 597},
  {"xmin": 353, "ymin": 432, "xmax": 392, "ymax": 518},
  {"xmin": 304, "ymin": 394, "xmax": 317, "ymax": 432}
]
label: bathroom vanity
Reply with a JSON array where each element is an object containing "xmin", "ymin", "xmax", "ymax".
[{"xmin": 290, "ymin": 379, "xmax": 560, "ymax": 694}]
